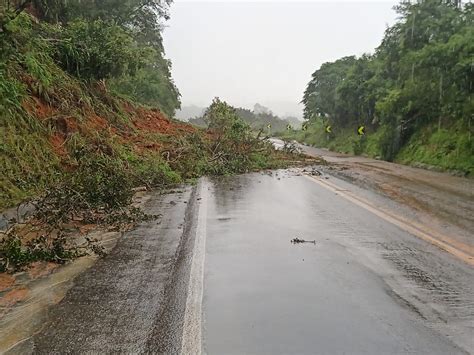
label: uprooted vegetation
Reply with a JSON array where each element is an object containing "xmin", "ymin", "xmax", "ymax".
[
  {"xmin": 0, "ymin": 93, "xmax": 298, "ymax": 271},
  {"xmin": 0, "ymin": 10, "xmax": 302, "ymax": 271}
]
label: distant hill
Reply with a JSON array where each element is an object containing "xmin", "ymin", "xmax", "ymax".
[
  {"xmin": 187, "ymin": 103, "xmax": 301, "ymax": 133},
  {"xmin": 188, "ymin": 116, "xmax": 206, "ymax": 127},
  {"xmin": 234, "ymin": 104, "xmax": 301, "ymax": 132},
  {"xmin": 282, "ymin": 116, "xmax": 302, "ymax": 129},
  {"xmin": 253, "ymin": 103, "xmax": 272, "ymax": 115},
  {"xmin": 175, "ymin": 105, "xmax": 205, "ymax": 121}
]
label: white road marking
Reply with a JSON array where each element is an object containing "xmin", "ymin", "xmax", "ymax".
[{"xmin": 180, "ymin": 179, "xmax": 208, "ymax": 355}]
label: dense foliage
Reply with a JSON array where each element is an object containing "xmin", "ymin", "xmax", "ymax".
[
  {"xmin": 189, "ymin": 103, "xmax": 300, "ymax": 134},
  {"xmin": 234, "ymin": 107, "xmax": 300, "ymax": 134},
  {"xmin": 201, "ymin": 98, "xmax": 295, "ymax": 174},
  {"xmin": 0, "ymin": 0, "xmax": 180, "ymax": 116},
  {"xmin": 0, "ymin": 3, "xmax": 302, "ymax": 270},
  {"xmin": 0, "ymin": 0, "xmax": 183, "ymax": 209},
  {"xmin": 301, "ymin": 0, "xmax": 473, "ymax": 172}
]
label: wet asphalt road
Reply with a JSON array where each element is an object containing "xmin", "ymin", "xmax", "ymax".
[
  {"xmin": 23, "ymin": 188, "xmax": 195, "ymax": 354},
  {"xmin": 18, "ymin": 170, "xmax": 474, "ymax": 354},
  {"xmin": 297, "ymin": 144, "xmax": 474, "ymax": 250},
  {"xmin": 202, "ymin": 172, "xmax": 473, "ymax": 354}
]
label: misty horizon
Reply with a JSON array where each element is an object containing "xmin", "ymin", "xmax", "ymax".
[{"xmin": 163, "ymin": 1, "xmax": 399, "ymax": 118}]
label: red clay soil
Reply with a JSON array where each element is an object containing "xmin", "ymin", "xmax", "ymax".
[
  {"xmin": 49, "ymin": 133, "xmax": 67, "ymax": 157},
  {"xmin": 0, "ymin": 287, "xmax": 29, "ymax": 309},
  {"xmin": 0, "ymin": 274, "xmax": 15, "ymax": 293},
  {"xmin": 131, "ymin": 106, "xmax": 196, "ymax": 135},
  {"xmin": 132, "ymin": 140, "xmax": 163, "ymax": 154},
  {"xmin": 24, "ymin": 95, "xmax": 198, "ymax": 162},
  {"xmin": 23, "ymin": 96, "xmax": 56, "ymax": 120},
  {"xmin": 48, "ymin": 115, "xmax": 81, "ymax": 157},
  {"xmin": 122, "ymin": 101, "xmax": 136, "ymax": 115},
  {"xmin": 88, "ymin": 114, "xmax": 108, "ymax": 130},
  {"xmin": 27, "ymin": 262, "xmax": 59, "ymax": 279}
]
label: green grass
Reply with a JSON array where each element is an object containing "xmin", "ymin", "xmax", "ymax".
[
  {"xmin": 278, "ymin": 120, "xmax": 362, "ymax": 155},
  {"xmin": 280, "ymin": 118, "xmax": 473, "ymax": 176},
  {"xmin": 0, "ymin": 13, "xmax": 301, "ymax": 211},
  {"xmin": 397, "ymin": 121, "xmax": 474, "ymax": 176},
  {"xmin": 0, "ymin": 113, "xmax": 61, "ymax": 208}
]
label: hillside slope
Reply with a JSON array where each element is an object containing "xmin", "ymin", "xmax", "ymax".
[
  {"xmin": 0, "ymin": 12, "xmax": 294, "ymax": 211},
  {"xmin": 1, "ymin": 64, "xmax": 292, "ymax": 210}
]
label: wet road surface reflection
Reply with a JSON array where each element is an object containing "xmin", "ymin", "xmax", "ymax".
[{"xmin": 202, "ymin": 171, "xmax": 468, "ymax": 354}]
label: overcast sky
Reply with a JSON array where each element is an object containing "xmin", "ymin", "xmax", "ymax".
[{"xmin": 163, "ymin": 1, "xmax": 400, "ymax": 118}]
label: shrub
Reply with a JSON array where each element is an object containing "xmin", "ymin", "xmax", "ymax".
[
  {"xmin": 0, "ymin": 65, "xmax": 25, "ymax": 113},
  {"xmin": 0, "ymin": 231, "xmax": 77, "ymax": 272},
  {"xmin": 53, "ymin": 19, "xmax": 151, "ymax": 80},
  {"xmin": 133, "ymin": 154, "xmax": 182, "ymax": 188},
  {"xmin": 377, "ymin": 123, "xmax": 401, "ymax": 161},
  {"xmin": 109, "ymin": 64, "xmax": 181, "ymax": 118}
]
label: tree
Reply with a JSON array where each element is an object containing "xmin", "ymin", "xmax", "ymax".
[{"xmin": 302, "ymin": 0, "xmax": 473, "ymax": 160}]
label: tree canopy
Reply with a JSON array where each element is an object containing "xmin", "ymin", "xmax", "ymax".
[
  {"xmin": 302, "ymin": 0, "xmax": 473, "ymax": 160},
  {"xmin": 1, "ymin": 0, "xmax": 180, "ymax": 116}
]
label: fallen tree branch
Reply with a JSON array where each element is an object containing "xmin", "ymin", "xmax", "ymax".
[{"xmin": 291, "ymin": 237, "xmax": 316, "ymax": 244}]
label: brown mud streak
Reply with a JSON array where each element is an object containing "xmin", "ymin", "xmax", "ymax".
[
  {"xmin": 334, "ymin": 161, "xmax": 474, "ymax": 236},
  {"xmin": 354, "ymin": 161, "xmax": 473, "ymax": 198},
  {"xmin": 300, "ymin": 146, "xmax": 473, "ymax": 261}
]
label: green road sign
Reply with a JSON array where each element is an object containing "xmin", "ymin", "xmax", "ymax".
[
  {"xmin": 358, "ymin": 125, "xmax": 365, "ymax": 136},
  {"xmin": 325, "ymin": 125, "xmax": 332, "ymax": 133}
]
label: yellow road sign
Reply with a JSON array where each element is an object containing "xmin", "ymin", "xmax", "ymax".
[
  {"xmin": 286, "ymin": 124, "xmax": 292, "ymax": 131},
  {"xmin": 358, "ymin": 125, "xmax": 365, "ymax": 135},
  {"xmin": 325, "ymin": 125, "xmax": 332, "ymax": 133},
  {"xmin": 302, "ymin": 123, "xmax": 308, "ymax": 131},
  {"xmin": 267, "ymin": 123, "xmax": 271, "ymax": 129}
]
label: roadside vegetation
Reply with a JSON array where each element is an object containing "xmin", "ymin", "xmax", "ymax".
[
  {"xmin": 0, "ymin": 1, "xmax": 301, "ymax": 271},
  {"xmin": 281, "ymin": 1, "xmax": 473, "ymax": 176},
  {"xmin": 189, "ymin": 103, "xmax": 301, "ymax": 135}
]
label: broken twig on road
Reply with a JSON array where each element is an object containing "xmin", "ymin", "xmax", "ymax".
[{"xmin": 291, "ymin": 237, "xmax": 316, "ymax": 244}]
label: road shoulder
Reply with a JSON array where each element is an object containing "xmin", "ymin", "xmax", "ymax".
[{"xmin": 2, "ymin": 186, "xmax": 197, "ymax": 354}]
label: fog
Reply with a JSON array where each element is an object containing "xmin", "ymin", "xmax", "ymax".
[{"xmin": 163, "ymin": 1, "xmax": 399, "ymax": 119}]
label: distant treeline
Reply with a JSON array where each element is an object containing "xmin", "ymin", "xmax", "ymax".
[
  {"xmin": 302, "ymin": 0, "xmax": 473, "ymax": 162},
  {"xmin": 189, "ymin": 103, "xmax": 300, "ymax": 134}
]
